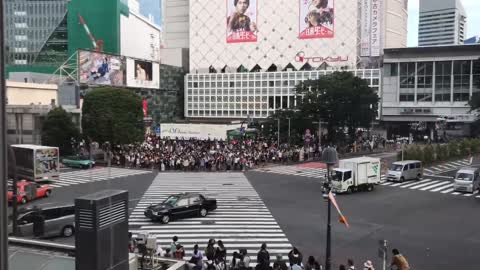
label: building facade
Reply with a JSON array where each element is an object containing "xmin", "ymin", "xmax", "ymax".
[
  {"xmin": 188, "ymin": 0, "xmax": 408, "ymax": 73},
  {"xmin": 381, "ymin": 45, "xmax": 480, "ymax": 138},
  {"xmin": 418, "ymin": 0, "xmax": 466, "ymax": 46},
  {"xmin": 161, "ymin": 0, "xmax": 189, "ymax": 70},
  {"xmin": 4, "ymin": 0, "xmax": 69, "ymax": 67},
  {"xmin": 185, "ymin": 69, "xmax": 380, "ymax": 119}
]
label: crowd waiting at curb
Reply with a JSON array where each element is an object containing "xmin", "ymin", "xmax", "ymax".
[
  {"xmin": 129, "ymin": 235, "xmax": 411, "ymax": 270},
  {"xmin": 110, "ymin": 135, "xmax": 322, "ymax": 171}
]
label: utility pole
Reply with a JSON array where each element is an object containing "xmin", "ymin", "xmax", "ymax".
[{"xmin": 1, "ymin": 0, "xmax": 10, "ymax": 267}]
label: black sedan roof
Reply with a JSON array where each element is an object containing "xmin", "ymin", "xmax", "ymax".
[{"xmin": 170, "ymin": 192, "xmax": 203, "ymax": 198}]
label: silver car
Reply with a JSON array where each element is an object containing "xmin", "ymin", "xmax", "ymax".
[
  {"xmin": 387, "ymin": 160, "xmax": 423, "ymax": 182},
  {"xmin": 9, "ymin": 205, "xmax": 75, "ymax": 238},
  {"xmin": 454, "ymin": 167, "xmax": 480, "ymax": 193}
]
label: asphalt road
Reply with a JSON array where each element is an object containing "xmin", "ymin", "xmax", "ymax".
[
  {"xmin": 10, "ymin": 162, "xmax": 480, "ymax": 270},
  {"xmin": 246, "ymin": 171, "xmax": 480, "ymax": 270},
  {"xmin": 8, "ymin": 170, "xmax": 157, "ymax": 245}
]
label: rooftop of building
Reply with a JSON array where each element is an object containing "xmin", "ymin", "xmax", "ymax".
[{"xmin": 383, "ymin": 44, "xmax": 480, "ymax": 61}]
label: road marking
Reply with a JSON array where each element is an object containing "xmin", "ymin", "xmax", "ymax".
[
  {"xmin": 381, "ymin": 182, "xmax": 394, "ymax": 186},
  {"xmin": 419, "ymin": 181, "xmax": 451, "ymax": 191},
  {"xmin": 440, "ymin": 188, "xmax": 455, "ymax": 194},
  {"xmin": 129, "ymin": 173, "xmax": 292, "ymax": 264},
  {"xmin": 451, "ymin": 192, "xmax": 462, "ymax": 196},
  {"xmin": 424, "ymin": 174, "xmax": 453, "ymax": 180},
  {"xmin": 399, "ymin": 179, "xmax": 431, "ymax": 188},
  {"xmin": 390, "ymin": 182, "xmax": 406, "ymax": 187},
  {"xmin": 424, "ymin": 169, "xmax": 435, "ymax": 174},
  {"xmin": 463, "ymin": 193, "xmax": 475, "ymax": 197},
  {"xmin": 409, "ymin": 180, "xmax": 440, "ymax": 190}
]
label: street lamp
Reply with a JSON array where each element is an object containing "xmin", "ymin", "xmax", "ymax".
[
  {"xmin": 286, "ymin": 117, "xmax": 291, "ymax": 145},
  {"xmin": 277, "ymin": 118, "xmax": 280, "ymax": 145},
  {"xmin": 321, "ymin": 146, "xmax": 338, "ymax": 270}
]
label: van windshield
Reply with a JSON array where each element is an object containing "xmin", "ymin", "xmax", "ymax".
[
  {"xmin": 456, "ymin": 173, "xmax": 473, "ymax": 181},
  {"xmin": 391, "ymin": 164, "xmax": 403, "ymax": 171}
]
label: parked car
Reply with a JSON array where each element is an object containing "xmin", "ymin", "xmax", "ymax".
[
  {"xmin": 7, "ymin": 180, "xmax": 52, "ymax": 204},
  {"xmin": 62, "ymin": 155, "xmax": 95, "ymax": 169},
  {"xmin": 144, "ymin": 193, "xmax": 217, "ymax": 224},
  {"xmin": 8, "ymin": 204, "xmax": 75, "ymax": 238}
]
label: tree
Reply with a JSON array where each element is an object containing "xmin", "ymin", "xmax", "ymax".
[
  {"xmin": 295, "ymin": 71, "xmax": 379, "ymax": 144},
  {"xmin": 82, "ymin": 87, "xmax": 143, "ymax": 145},
  {"xmin": 41, "ymin": 106, "xmax": 80, "ymax": 156},
  {"xmin": 262, "ymin": 109, "xmax": 315, "ymax": 145}
]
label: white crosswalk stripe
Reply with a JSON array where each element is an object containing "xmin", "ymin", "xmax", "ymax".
[
  {"xmin": 380, "ymin": 178, "xmax": 479, "ymax": 198},
  {"xmin": 254, "ymin": 165, "xmax": 327, "ymax": 179},
  {"xmin": 8, "ymin": 168, "xmax": 152, "ymax": 188},
  {"xmin": 423, "ymin": 159, "xmax": 471, "ymax": 175},
  {"xmin": 129, "ymin": 173, "xmax": 292, "ymax": 263}
]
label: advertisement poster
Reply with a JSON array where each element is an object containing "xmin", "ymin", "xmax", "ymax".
[
  {"xmin": 299, "ymin": 0, "xmax": 334, "ymax": 39},
  {"xmin": 126, "ymin": 58, "xmax": 160, "ymax": 89},
  {"xmin": 370, "ymin": 0, "xmax": 382, "ymax": 57},
  {"xmin": 35, "ymin": 148, "xmax": 59, "ymax": 175},
  {"xmin": 360, "ymin": 0, "xmax": 372, "ymax": 56},
  {"xmin": 78, "ymin": 50, "xmax": 126, "ymax": 86},
  {"xmin": 226, "ymin": 0, "xmax": 258, "ymax": 43}
]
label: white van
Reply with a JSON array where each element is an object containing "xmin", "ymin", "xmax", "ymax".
[
  {"xmin": 387, "ymin": 160, "xmax": 423, "ymax": 182},
  {"xmin": 453, "ymin": 167, "xmax": 480, "ymax": 193}
]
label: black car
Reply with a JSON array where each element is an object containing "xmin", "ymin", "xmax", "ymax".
[{"xmin": 144, "ymin": 193, "xmax": 217, "ymax": 223}]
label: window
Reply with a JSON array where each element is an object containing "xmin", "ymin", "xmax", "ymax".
[
  {"xmin": 473, "ymin": 60, "xmax": 480, "ymax": 94},
  {"xmin": 176, "ymin": 199, "xmax": 189, "ymax": 207},
  {"xmin": 453, "ymin": 60, "xmax": 471, "ymax": 102},
  {"xmin": 344, "ymin": 171, "xmax": 352, "ymax": 181},
  {"xmin": 14, "ymin": 23, "xmax": 27, "ymax": 28},
  {"xmin": 400, "ymin": 63, "xmax": 415, "ymax": 89},
  {"xmin": 435, "ymin": 61, "xmax": 452, "ymax": 102},
  {"xmin": 14, "ymin": 11, "xmax": 27, "ymax": 16},
  {"xmin": 15, "ymin": 35, "xmax": 28, "ymax": 41},
  {"xmin": 189, "ymin": 196, "xmax": 202, "ymax": 205},
  {"xmin": 417, "ymin": 62, "xmax": 433, "ymax": 102}
]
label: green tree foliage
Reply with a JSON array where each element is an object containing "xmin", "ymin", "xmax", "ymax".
[
  {"xmin": 423, "ymin": 145, "xmax": 434, "ymax": 165},
  {"xmin": 262, "ymin": 110, "xmax": 317, "ymax": 144},
  {"xmin": 295, "ymin": 71, "xmax": 379, "ymax": 143},
  {"xmin": 82, "ymin": 87, "xmax": 143, "ymax": 145},
  {"xmin": 41, "ymin": 107, "xmax": 80, "ymax": 156}
]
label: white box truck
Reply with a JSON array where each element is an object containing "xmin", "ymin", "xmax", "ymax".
[
  {"xmin": 331, "ymin": 157, "xmax": 381, "ymax": 193},
  {"xmin": 11, "ymin": 144, "xmax": 60, "ymax": 182}
]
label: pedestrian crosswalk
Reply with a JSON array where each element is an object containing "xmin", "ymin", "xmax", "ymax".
[
  {"xmin": 8, "ymin": 167, "xmax": 152, "ymax": 188},
  {"xmin": 254, "ymin": 164, "xmax": 388, "ymax": 183},
  {"xmin": 423, "ymin": 159, "xmax": 471, "ymax": 175},
  {"xmin": 380, "ymin": 178, "xmax": 480, "ymax": 198},
  {"xmin": 128, "ymin": 173, "xmax": 292, "ymax": 263},
  {"xmin": 254, "ymin": 165, "xmax": 328, "ymax": 179}
]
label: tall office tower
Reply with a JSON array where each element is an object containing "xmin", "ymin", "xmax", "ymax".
[{"xmin": 418, "ymin": 0, "xmax": 466, "ymax": 46}]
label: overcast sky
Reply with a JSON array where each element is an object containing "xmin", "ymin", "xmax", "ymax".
[{"xmin": 408, "ymin": 0, "xmax": 480, "ymax": 46}]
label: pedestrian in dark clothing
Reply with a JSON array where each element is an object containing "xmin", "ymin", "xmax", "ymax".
[
  {"xmin": 256, "ymin": 243, "xmax": 270, "ymax": 270},
  {"xmin": 216, "ymin": 240, "xmax": 227, "ymax": 263},
  {"xmin": 347, "ymin": 259, "xmax": 355, "ymax": 270},
  {"xmin": 339, "ymin": 265, "xmax": 346, "ymax": 270},
  {"xmin": 205, "ymin": 239, "xmax": 216, "ymax": 260},
  {"xmin": 305, "ymin": 256, "xmax": 315, "ymax": 270},
  {"xmin": 273, "ymin": 255, "xmax": 288, "ymax": 270},
  {"xmin": 288, "ymin": 247, "xmax": 303, "ymax": 267}
]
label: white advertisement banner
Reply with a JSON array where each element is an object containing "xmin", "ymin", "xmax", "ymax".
[
  {"xmin": 370, "ymin": 0, "xmax": 382, "ymax": 57},
  {"xmin": 126, "ymin": 58, "xmax": 160, "ymax": 89},
  {"xmin": 360, "ymin": 0, "xmax": 371, "ymax": 57},
  {"xmin": 159, "ymin": 124, "xmax": 242, "ymax": 140}
]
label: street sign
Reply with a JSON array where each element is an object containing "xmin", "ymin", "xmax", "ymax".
[{"xmin": 155, "ymin": 126, "xmax": 161, "ymax": 136}]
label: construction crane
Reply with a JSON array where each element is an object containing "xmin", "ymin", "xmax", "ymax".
[{"xmin": 78, "ymin": 14, "xmax": 104, "ymax": 52}]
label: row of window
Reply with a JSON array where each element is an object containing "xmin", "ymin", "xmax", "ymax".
[
  {"xmin": 188, "ymin": 80, "xmax": 379, "ymax": 89},
  {"xmin": 399, "ymin": 93, "xmax": 471, "ymax": 102},
  {"xmin": 186, "ymin": 110, "xmax": 269, "ymax": 117}
]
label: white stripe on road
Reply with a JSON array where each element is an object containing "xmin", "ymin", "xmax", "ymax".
[
  {"xmin": 399, "ymin": 179, "xmax": 432, "ymax": 188},
  {"xmin": 430, "ymin": 184, "xmax": 453, "ymax": 192},
  {"xmin": 409, "ymin": 180, "xmax": 440, "ymax": 190},
  {"xmin": 441, "ymin": 188, "xmax": 455, "ymax": 194},
  {"xmin": 420, "ymin": 181, "xmax": 451, "ymax": 191}
]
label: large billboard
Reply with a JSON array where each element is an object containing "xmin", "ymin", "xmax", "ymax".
[
  {"xmin": 126, "ymin": 58, "xmax": 160, "ymax": 89},
  {"xmin": 299, "ymin": 0, "xmax": 335, "ymax": 39},
  {"xmin": 226, "ymin": 0, "xmax": 258, "ymax": 43},
  {"xmin": 78, "ymin": 50, "xmax": 126, "ymax": 86}
]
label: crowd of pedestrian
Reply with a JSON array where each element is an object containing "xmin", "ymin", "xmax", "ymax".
[
  {"xmin": 130, "ymin": 235, "xmax": 411, "ymax": 270},
  {"xmin": 109, "ymin": 135, "xmax": 324, "ymax": 171}
]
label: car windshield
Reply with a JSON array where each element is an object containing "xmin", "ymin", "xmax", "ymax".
[
  {"xmin": 391, "ymin": 164, "xmax": 403, "ymax": 171},
  {"xmin": 332, "ymin": 171, "xmax": 343, "ymax": 181},
  {"xmin": 163, "ymin": 196, "xmax": 179, "ymax": 206},
  {"xmin": 456, "ymin": 173, "xmax": 473, "ymax": 181}
]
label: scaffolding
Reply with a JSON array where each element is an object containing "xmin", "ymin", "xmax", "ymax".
[{"xmin": 44, "ymin": 51, "xmax": 78, "ymax": 85}]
